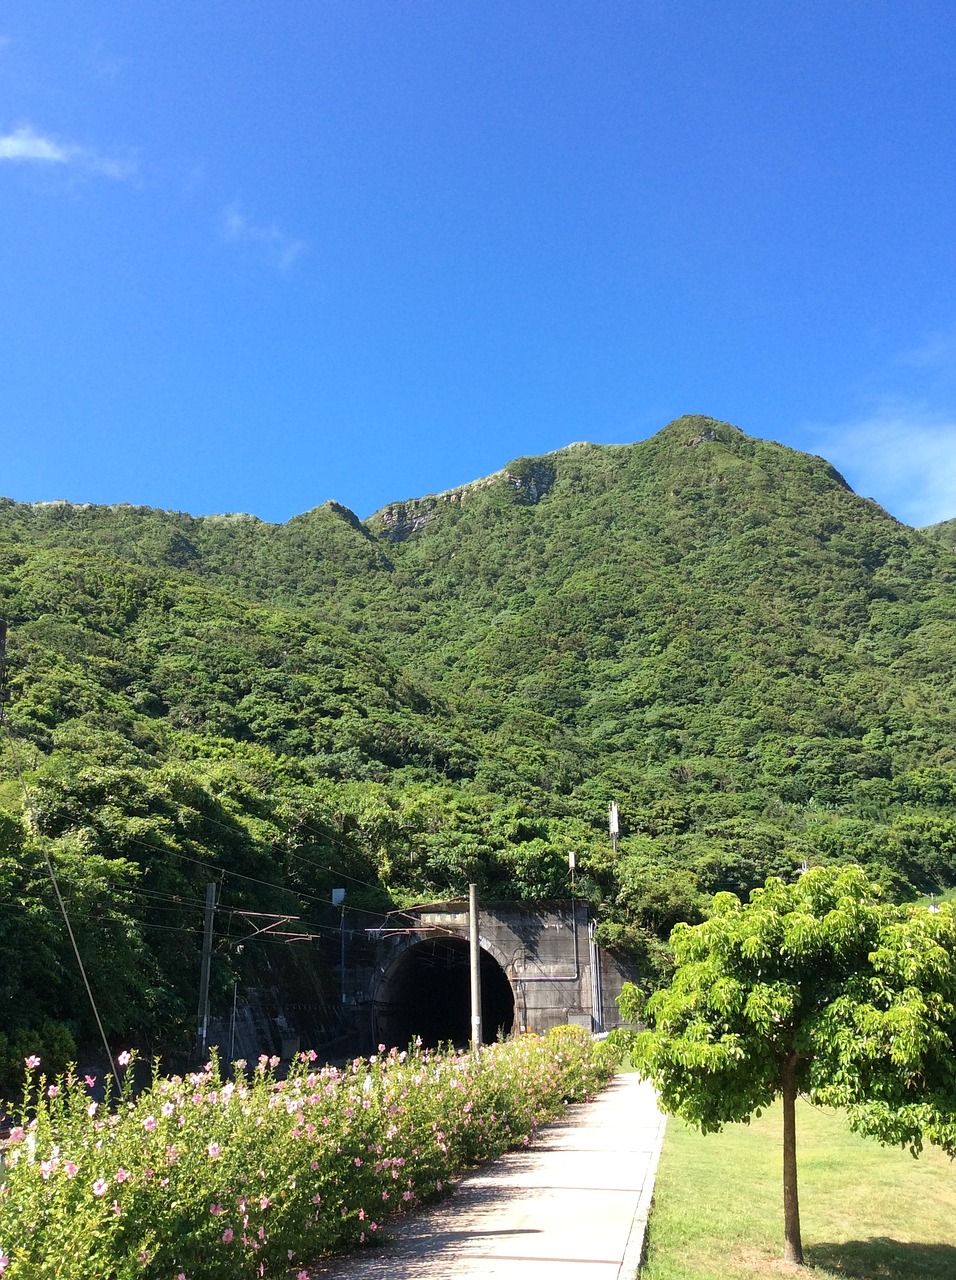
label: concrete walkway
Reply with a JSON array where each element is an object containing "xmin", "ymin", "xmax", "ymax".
[{"xmin": 306, "ymin": 1074, "xmax": 667, "ymax": 1280}]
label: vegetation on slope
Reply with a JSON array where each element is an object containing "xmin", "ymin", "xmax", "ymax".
[
  {"xmin": 2, "ymin": 416, "xmax": 956, "ymax": 1067},
  {"xmin": 922, "ymin": 515, "xmax": 956, "ymax": 553}
]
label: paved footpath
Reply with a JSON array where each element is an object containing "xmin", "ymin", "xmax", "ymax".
[{"xmin": 305, "ymin": 1074, "xmax": 667, "ymax": 1280}]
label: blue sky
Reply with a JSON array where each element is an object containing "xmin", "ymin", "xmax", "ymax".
[{"xmin": 2, "ymin": 1, "xmax": 955, "ymax": 525}]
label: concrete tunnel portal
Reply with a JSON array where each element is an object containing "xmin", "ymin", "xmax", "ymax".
[{"xmin": 373, "ymin": 935, "xmax": 515, "ymax": 1049}]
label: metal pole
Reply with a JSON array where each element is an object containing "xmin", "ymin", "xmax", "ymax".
[
  {"xmin": 589, "ymin": 920, "xmax": 604, "ymax": 1034},
  {"xmin": 332, "ymin": 889, "xmax": 346, "ymax": 1004},
  {"xmin": 469, "ymin": 883, "xmax": 482, "ymax": 1050},
  {"xmin": 340, "ymin": 905, "xmax": 346, "ymax": 1002},
  {"xmin": 228, "ymin": 978, "xmax": 238, "ymax": 1064},
  {"xmin": 197, "ymin": 881, "xmax": 216, "ymax": 1062}
]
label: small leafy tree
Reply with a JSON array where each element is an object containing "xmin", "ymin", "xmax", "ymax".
[{"xmin": 630, "ymin": 865, "xmax": 956, "ymax": 1265}]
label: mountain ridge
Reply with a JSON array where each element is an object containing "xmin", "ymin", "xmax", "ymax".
[
  {"xmin": 3, "ymin": 414, "xmax": 956, "ymax": 1072},
  {"xmin": 0, "ymin": 415, "xmax": 887, "ymax": 535}
]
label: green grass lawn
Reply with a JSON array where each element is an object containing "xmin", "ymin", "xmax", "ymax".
[{"xmin": 641, "ymin": 1099, "xmax": 956, "ymax": 1279}]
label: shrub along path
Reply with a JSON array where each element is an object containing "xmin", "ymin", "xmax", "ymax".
[{"xmin": 304, "ymin": 1073, "xmax": 666, "ymax": 1280}]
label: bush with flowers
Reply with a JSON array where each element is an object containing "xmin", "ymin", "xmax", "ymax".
[{"xmin": 0, "ymin": 1026, "xmax": 614, "ymax": 1279}]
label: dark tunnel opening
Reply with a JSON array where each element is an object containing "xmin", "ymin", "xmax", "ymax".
[{"xmin": 374, "ymin": 936, "xmax": 515, "ymax": 1050}]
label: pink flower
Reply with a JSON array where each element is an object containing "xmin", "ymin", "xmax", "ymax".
[
  {"xmin": 92, "ymin": 1179, "xmax": 108, "ymax": 1197},
  {"xmin": 8, "ymin": 1128, "xmax": 24, "ymax": 1143},
  {"xmin": 84, "ymin": 1075, "xmax": 96, "ymax": 1087},
  {"xmin": 117, "ymin": 1051, "xmax": 131, "ymax": 1067},
  {"xmin": 207, "ymin": 1142, "xmax": 220, "ymax": 1159},
  {"xmin": 143, "ymin": 1116, "xmax": 157, "ymax": 1132},
  {"xmin": 24, "ymin": 1055, "xmax": 40, "ymax": 1069},
  {"xmin": 64, "ymin": 1161, "xmax": 77, "ymax": 1178},
  {"xmin": 0, "ymin": 1252, "xmax": 8, "ymax": 1274},
  {"xmin": 209, "ymin": 1203, "xmax": 224, "ymax": 1216},
  {"xmin": 222, "ymin": 1229, "xmax": 234, "ymax": 1243},
  {"xmin": 115, "ymin": 1168, "xmax": 130, "ymax": 1183},
  {"xmin": 299, "ymin": 1272, "xmax": 309, "ymax": 1279},
  {"xmin": 47, "ymin": 1085, "xmax": 59, "ymax": 1098},
  {"xmin": 259, "ymin": 1196, "xmax": 270, "ymax": 1210}
]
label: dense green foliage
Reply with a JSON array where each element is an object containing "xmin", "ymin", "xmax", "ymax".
[
  {"xmin": 3, "ymin": 416, "xmax": 956, "ymax": 1059},
  {"xmin": 923, "ymin": 515, "xmax": 956, "ymax": 553}
]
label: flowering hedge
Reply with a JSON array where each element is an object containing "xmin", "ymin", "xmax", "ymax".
[{"xmin": 0, "ymin": 1027, "xmax": 614, "ymax": 1279}]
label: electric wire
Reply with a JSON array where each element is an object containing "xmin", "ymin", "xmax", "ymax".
[
  {"xmin": 4, "ymin": 855, "xmax": 367, "ymax": 944},
  {"xmin": 80, "ymin": 823, "xmax": 401, "ymax": 922},
  {"xmin": 2, "ymin": 727, "xmax": 121, "ymax": 1090},
  {"xmin": 0, "ymin": 702, "xmax": 451, "ymax": 915}
]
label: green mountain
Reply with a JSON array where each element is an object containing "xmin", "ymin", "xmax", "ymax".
[
  {"xmin": 3, "ymin": 415, "xmax": 956, "ymax": 1071},
  {"xmin": 923, "ymin": 516, "xmax": 956, "ymax": 553}
]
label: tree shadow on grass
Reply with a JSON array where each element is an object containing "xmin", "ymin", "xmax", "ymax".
[{"xmin": 807, "ymin": 1238, "xmax": 956, "ymax": 1279}]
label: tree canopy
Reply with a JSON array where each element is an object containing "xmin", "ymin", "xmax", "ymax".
[{"xmin": 630, "ymin": 865, "xmax": 956, "ymax": 1264}]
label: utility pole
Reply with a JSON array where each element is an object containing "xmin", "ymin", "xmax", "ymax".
[
  {"xmin": 609, "ymin": 801, "xmax": 619, "ymax": 855},
  {"xmin": 228, "ymin": 979, "xmax": 238, "ymax": 1063},
  {"xmin": 469, "ymin": 883, "xmax": 482, "ymax": 1051},
  {"xmin": 588, "ymin": 919, "xmax": 605, "ymax": 1034},
  {"xmin": 197, "ymin": 881, "xmax": 216, "ymax": 1063},
  {"xmin": 332, "ymin": 888, "xmax": 346, "ymax": 1002}
]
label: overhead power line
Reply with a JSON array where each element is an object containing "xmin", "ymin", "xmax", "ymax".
[{"xmin": 3, "ymin": 733, "xmax": 121, "ymax": 1089}]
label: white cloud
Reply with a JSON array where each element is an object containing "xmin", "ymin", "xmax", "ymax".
[
  {"xmin": 0, "ymin": 123, "xmax": 134, "ymax": 179},
  {"xmin": 807, "ymin": 404, "xmax": 956, "ymax": 527},
  {"xmin": 222, "ymin": 204, "xmax": 307, "ymax": 271}
]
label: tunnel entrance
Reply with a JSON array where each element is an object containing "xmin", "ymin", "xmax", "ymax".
[{"xmin": 374, "ymin": 936, "xmax": 515, "ymax": 1049}]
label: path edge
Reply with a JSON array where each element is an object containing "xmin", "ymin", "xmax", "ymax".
[{"xmin": 617, "ymin": 1084, "xmax": 667, "ymax": 1280}]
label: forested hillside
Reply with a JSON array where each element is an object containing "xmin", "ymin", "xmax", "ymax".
[
  {"xmin": 924, "ymin": 516, "xmax": 956, "ymax": 553},
  {"xmin": 3, "ymin": 415, "xmax": 956, "ymax": 1073}
]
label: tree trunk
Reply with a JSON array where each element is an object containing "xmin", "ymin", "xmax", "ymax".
[{"xmin": 781, "ymin": 1054, "xmax": 804, "ymax": 1265}]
